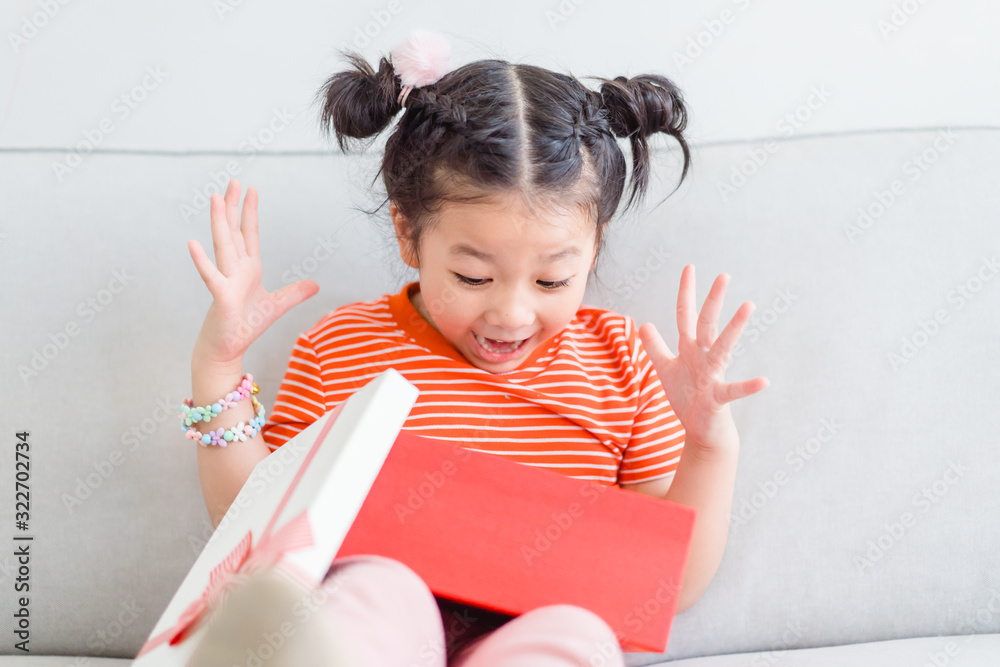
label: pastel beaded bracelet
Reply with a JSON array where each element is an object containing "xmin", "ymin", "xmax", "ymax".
[
  {"xmin": 182, "ymin": 395, "xmax": 266, "ymax": 446},
  {"xmin": 179, "ymin": 373, "xmax": 267, "ymax": 446}
]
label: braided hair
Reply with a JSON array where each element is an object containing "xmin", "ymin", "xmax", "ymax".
[{"xmin": 313, "ymin": 49, "xmax": 691, "ymax": 266}]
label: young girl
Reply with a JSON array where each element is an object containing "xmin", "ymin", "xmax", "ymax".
[{"xmin": 182, "ymin": 28, "xmax": 767, "ymax": 667}]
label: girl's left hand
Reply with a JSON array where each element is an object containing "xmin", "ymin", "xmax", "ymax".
[{"xmin": 638, "ymin": 264, "xmax": 769, "ymax": 455}]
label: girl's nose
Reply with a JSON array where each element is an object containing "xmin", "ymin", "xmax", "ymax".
[{"xmin": 484, "ymin": 288, "xmax": 534, "ymax": 333}]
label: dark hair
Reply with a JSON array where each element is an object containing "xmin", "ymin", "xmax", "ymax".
[{"xmin": 313, "ymin": 49, "xmax": 690, "ymax": 270}]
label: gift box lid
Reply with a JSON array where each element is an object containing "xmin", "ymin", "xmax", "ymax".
[{"xmin": 135, "ymin": 368, "xmax": 418, "ymax": 665}]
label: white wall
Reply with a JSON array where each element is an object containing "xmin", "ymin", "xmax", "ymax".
[{"xmin": 1, "ymin": 0, "xmax": 997, "ymax": 156}]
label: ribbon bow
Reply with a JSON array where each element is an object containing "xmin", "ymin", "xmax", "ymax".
[
  {"xmin": 137, "ymin": 510, "xmax": 314, "ymax": 655},
  {"xmin": 137, "ymin": 400, "xmax": 345, "ymax": 660}
]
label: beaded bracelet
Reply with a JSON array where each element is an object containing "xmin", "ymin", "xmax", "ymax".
[
  {"xmin": 180, "ymin": 373, "xmax": 257, "ymax": 426},
  {"xmin": 179, "ymin": 373, "xmax": 266, "ymax": 446},
  {"xmin": 181, "ymin": 395, "xmax": 266, "ymax": 446}
]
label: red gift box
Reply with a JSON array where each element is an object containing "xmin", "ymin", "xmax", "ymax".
[{"xmin": 336, "ymin": 430, "xmax": 696, "ymax": 653}]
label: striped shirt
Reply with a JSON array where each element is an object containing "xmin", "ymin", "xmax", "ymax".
[{"xmin": 260, "ymin": 281, "xmax": 685, "ymax": 486}]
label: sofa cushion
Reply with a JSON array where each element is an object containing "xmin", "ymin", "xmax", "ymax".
[
  {"xmin": 2, "ymin": 129, "xmax": 998, "ymax": 659},
  {"xmin": 0, "ymin": 633, "xmax": 996, "ymax": 665},
  {"xmin": 627, "ymin": 634, "xmax": 1000, "ymax": 666}
]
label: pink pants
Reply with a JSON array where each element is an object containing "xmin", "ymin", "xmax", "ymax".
[{"xmin": 320, "ymin": 554, "xmax": 625, "ymax": 666}]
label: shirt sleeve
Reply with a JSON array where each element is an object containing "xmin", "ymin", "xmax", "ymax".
[
  {"xmin": 617, "ymin": 318, "xmax": 686, "ymax": 485},
  {"xmin": 261, "ymin": 330, "xmax": 327, "ymax": 452}
]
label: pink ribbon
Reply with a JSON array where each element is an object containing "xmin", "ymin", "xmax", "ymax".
[
  {"xmin": 136, "ymin": 510, "xmax": 314, "ymax": 656},
  {"xmin": 136, "ymin": 401, "xmax": 344, "ymax": 660}
]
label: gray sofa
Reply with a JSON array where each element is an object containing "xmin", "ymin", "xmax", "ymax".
[{"xmin": 2, "ymin": 126, "xmax": 998, "ymax": 664}]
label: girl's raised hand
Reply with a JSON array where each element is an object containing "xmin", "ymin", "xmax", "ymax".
[
  {"xmin": 187, "ymin": 179, "xmax": 320, "ymax": 369},
  {"xmin": 637, "ymin": 264, "xmax": 769, "ymax": 455}
]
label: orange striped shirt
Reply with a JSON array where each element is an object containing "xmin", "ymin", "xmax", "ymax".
[{"xmin": 261, "ymin": 281, "xmax": 685, "ymax": 486}]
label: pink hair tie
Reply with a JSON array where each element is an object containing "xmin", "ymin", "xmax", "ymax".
[{"xmin": 391, "ymin": 27, "xmax": 453, "ymax": 108}]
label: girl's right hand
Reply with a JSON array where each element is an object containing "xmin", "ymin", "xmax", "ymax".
[{"xmin": 188, "ymin": 179, "xmax": 320, "ymax": 369}]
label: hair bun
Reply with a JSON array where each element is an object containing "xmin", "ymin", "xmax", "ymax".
[
  {"xmin": 595, "ymin": 73, "xmax": 691, "ymax": 208},
  {"xmin": 601, "ymin": 75, "xmax": 687, "ymax": 141},
  {"xmin": 315, "ymin": 51, "xmax": 402, "ymax": 153}
]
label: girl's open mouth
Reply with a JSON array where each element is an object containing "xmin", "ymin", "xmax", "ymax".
[{"xmin": 472, "ymin": 331, "xmax": 531, "ymax": 362}]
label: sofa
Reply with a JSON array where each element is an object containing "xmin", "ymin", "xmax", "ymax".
[{"xmin": 3, "ymin": 112, "xmax": 999, "ymax": 665}]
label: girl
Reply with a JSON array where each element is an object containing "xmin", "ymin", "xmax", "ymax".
[{"xmin": 182, "ymin": 28, "xmax": 768, "ymax": 667}]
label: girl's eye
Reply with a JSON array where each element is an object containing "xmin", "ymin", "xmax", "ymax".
[
  {"xmin": 454, "ymin": 273, "xmax": 489, "ymax": 286},
  {"xmin": 452, "ymin": 273, "xmax": 571, "ymax": 290}
]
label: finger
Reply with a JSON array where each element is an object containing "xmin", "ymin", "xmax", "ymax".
[
  {"xmin": 188, "ymin": 240, "xmax": 224, "ymax": 295},
  {"xmin": 677, "ymin": 264, "xmax": 696, "ymax": 341},
  {"xmin": 707, "ymin": 301, "xmax": 754, "ymax": 372},
  {"xmin": 715, "ymin": 376, "xmax": 770, "ymax": 404},
  {"xmin": 638, "ymin": 322, "xmax": 676, "ymax": 364},
  {"xmin": 225, "ymin": 179, "xmax": 247, "ymax": 259},
  {"xmin": 697, "ymin": 273, "xmax": 729, "ymax": 349},
  {"xmin": 209, "ymin": 193, "xmax": 238, "ymax": 275},
  {"xmin": 243, "ymin": 186, "xmax": 260, "ymax": 257},
  {"xmin": 271, "ymin": 280, "xmax": 321, "ymax": 319}
]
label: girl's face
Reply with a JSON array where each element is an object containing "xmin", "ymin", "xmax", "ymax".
[{"xmin": 391, "ymin": 192, "xmax": 598, "ymax": 374}]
